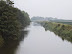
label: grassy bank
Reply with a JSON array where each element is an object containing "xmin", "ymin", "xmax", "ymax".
[
  {"xmin": 57, "ymin": 22, "xmax": 72, "ymax": 25},
  {"xmin": 39, "ymin": 21, "xmax": 72, "ymax": 42}
]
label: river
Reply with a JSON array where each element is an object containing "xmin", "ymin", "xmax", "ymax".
[{"xmin": 0, "ymin": 22, "xmax": 72, "ymax": 54}]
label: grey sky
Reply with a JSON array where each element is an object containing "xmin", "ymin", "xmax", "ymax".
[{"xmin": 13, "ymin": 0, "xmax": 72, "ymax": 19}]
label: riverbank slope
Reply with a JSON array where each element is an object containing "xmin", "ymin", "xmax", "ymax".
[{"xmin": 39, "ymin": 21, "xmax": 72, "ymax": 42}]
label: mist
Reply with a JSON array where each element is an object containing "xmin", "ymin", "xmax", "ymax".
[{"xmin": 13, "ymin": 0, "xmax": 72, "ymax": 19}]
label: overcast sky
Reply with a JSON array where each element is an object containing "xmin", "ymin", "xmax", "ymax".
[{"xmin": 13, "ymin": 0, "xmax": 72, "ymax": 20}]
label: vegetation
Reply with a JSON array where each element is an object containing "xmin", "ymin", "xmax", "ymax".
[
  {"xmin": 39, "ymin": 21, "xmax": 72, "ymax": 42},
  {"xmin": 57, "ymin": 22, "xmax": 72, "ymax": 25},
  {"xmin": 31, "ymin": 16, "xmax": 72, "ymax": 25},
  {"xmin": 17, "ymin": 10, "xmax": 30, "ymax": 28},
  {"xmin": 31, "ymin": 16, "xmax": 44, "ymax": 22},
  {"xmin": 0, "ymin": 0, "xmax": 30, "ymax": 47}
]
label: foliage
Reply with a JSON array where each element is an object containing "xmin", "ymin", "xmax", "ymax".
[
  {"xmin": 39, "ymin": 21, "xmax": 72, "ymax": 43},
  {"xmin": 0, "ymin": 1, "xmax": 21, "ymax": 40},
  {"xmin": 0, "ymin": 35, "xmax": 4, "ymax": 47},
  {"xmin": 0, "ymin": 0, "xmax": 30, "ymax": 47},
  {"xmin": 17, "ymin": 10, "xmax": 30, "ymax": 28},
  {"xmin": 57, "ymin": 22, "xmax": 72, "ymax": 25}
]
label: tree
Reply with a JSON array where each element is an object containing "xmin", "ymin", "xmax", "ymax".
[
  {"xmin": 5, "ymin": 0, "xmax": 14, "ymax": 6},
  {"xmin": 0, "ymin": 1, "xmax": 21, "ymax": 40}
]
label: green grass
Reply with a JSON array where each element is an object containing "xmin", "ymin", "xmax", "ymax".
[
  {"xmin": 39, "ymin": 21, "xmax": 72, "ymax": 42},
  {"xmin": 57, "ymin": 22, "xmax": 72, "ymax": 25}
]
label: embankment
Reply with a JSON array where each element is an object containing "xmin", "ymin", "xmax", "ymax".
[{"xmin": 39, "ymin": 21, "xmax": 72, "ymax": 42}]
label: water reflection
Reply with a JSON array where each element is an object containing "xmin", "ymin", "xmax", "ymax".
[
  {"xmin": 0, "ymin": 22, "xmax": 72, "ymax": 54},
  {"xmin": 33, "ymin": 22, "xmax": 41, "ymax": 26},
  {"xmin": 0, "ymin": 30, "xmax": 29, "ymax": 54},
  {"xmin": 44, "ymin": 27, "xmax": 72, "ymax": 43},
  {"xmin": 33, "ymin": 22, "xmax": 72, "ymax": 43},
  {"xmin": 24, "ymin": 23, "xmax": 72, "ymax": 54}
]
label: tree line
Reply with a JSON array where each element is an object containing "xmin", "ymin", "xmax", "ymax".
[{"xmin": 0, "ymin": 0, "xmax": 30, "ymax": 47}]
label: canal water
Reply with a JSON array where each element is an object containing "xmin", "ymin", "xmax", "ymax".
[{"xmin": 1, "ymin": 22, "xmax": 72, "ymax": 54}]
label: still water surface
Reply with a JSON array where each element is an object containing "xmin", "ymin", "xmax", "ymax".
[
  {"xmin": 16, "ymin": 22, "xmax": 72, "ymax": 54},
  {"xmin": 1, "ymin": 22, "xmax": 72, "ymax": 54}
]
